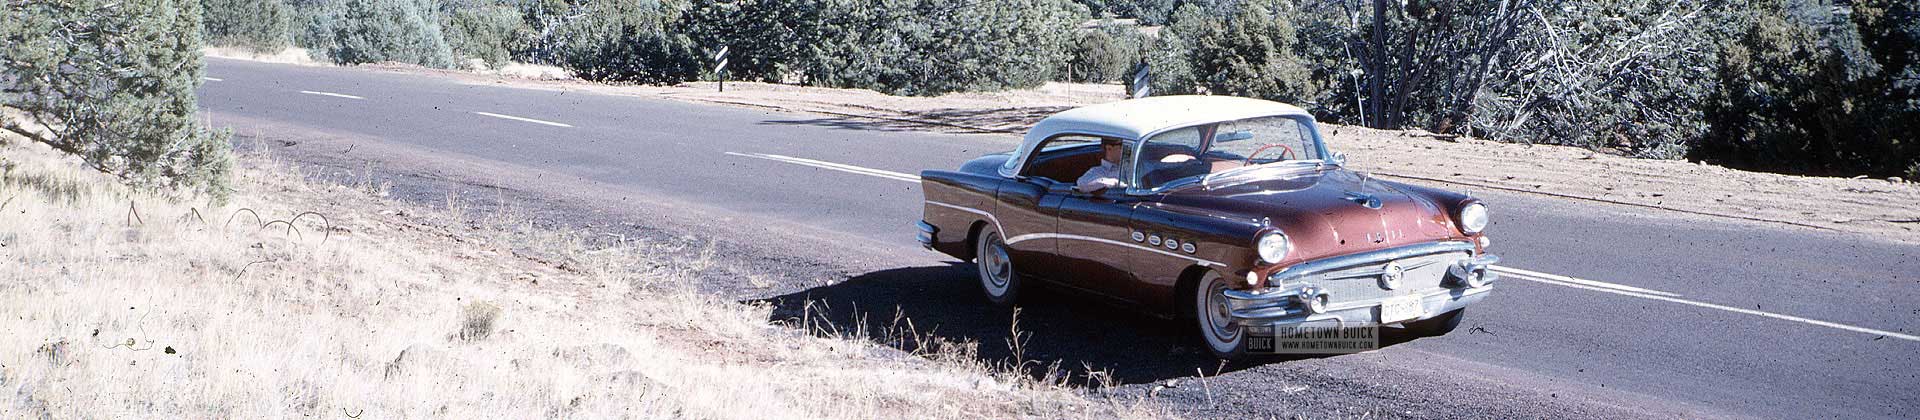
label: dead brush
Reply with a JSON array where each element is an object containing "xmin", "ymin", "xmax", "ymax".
[
  {"xmin": 453, "ymin": 301, "xmax": 502, "ymax": 342},
  {"xmin": 789, "ymin": 298, "xmax": 1148, "ymax": 409}
]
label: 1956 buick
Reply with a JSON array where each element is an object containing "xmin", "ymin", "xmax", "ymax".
[{"xmin": 915, "ymin": 96, "xmax": 1498, "ymax": 358}]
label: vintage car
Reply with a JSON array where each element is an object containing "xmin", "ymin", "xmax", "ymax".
[{"xmin": 914, "ymin": 95, "xmax": 1498, "ymax": 358}]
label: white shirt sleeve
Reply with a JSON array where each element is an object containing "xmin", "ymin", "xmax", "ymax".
[{"xmin": 1076, "ymin": 161, "xmax": 1122, "ymax": 193}]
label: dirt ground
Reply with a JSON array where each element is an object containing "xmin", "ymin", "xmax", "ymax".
[
  {"xmin": 0, "ymin": 126, "xmax": 1162, "ymax": 419},
  {"xmin": 201, "ymin": 50, "xmax": 1920, "ymax": 242}
]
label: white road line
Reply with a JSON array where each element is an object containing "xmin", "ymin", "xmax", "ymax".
[
  {"xmin": 1490, "ymin": 266, "xmax": 1682, "ymax": 297},
  {"xmin": 472, "ymin": 111, "xmax": 573, "ymax": 128},
  {"xmin": 1496, "ymin": 266, "xmax": 1920, "ymax": 343},
  {"xmin": 724, "ymin": 152, "xmax": 920, "ymax": 183},
  {"xmin": 202, "ymin": 77, "xmax": 223, "ymax": 82},
  {"xmin": 298, "ymin": 90, "xmax": 363, "ymax": 100}
]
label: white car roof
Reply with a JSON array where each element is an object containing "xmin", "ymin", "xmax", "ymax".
[{"xmin": 1003, "ymin": 95, "xmax": 1313, "ymax": 177}]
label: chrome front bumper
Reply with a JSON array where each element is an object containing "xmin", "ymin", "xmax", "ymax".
[
  {"xmin": 914, "ymin": 221, "xmax": 938, "ymax": 249},
  {"xmin": 1224, "ymin": 241, "xmax": 1498, "ymax": 325}
]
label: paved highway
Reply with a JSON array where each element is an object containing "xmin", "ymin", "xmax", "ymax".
[{"xmin": 198, "ymin": 57, "xmax": 1919, "ymax": 419}]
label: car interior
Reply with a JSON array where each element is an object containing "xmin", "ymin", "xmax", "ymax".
[
  {"xmin": 1023, "ymin": 132, "xmax": 1257, "ymax": 191},
  {"xmin": 1022, "ymin": 142, "xmax": 1104, "ymax": 185}
]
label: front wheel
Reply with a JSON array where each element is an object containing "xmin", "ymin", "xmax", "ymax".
[
  {"xmin": 1403, "ymin": 308, "xmax": 1465, "ymax": 336},
  {"xmin": 1193, "ymin": 271, "xmax": 1247, "ymax": 359},
  {"xmin": 975, "ymin": 231, "xmax": 1023, "ymax": 306}
]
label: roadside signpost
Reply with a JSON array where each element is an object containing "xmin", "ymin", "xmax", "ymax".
[
  {"xmin": 1129, "ymin": 63, "xmax": 1152, "ymax": 99},
  {"xmin": 713, "ymin": 46, "xmax": 729, "ymax": 92}
]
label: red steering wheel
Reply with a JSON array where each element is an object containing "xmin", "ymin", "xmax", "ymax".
[{"xmin": 1246, "ymin": 143, "xmax": 1295, "ymax": 165}]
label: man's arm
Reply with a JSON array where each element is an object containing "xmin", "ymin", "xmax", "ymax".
[{"xmin": 1076, "ymin": 165, "xmax": 1121, "ymax": 193}]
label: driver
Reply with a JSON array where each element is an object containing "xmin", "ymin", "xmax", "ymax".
[{"xmin": 1076, "ymin": 138, "xmax": 1126, "ymax": 193}]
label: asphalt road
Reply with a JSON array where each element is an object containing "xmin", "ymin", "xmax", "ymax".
[{"xmin": 197, "ymin": 58, "xmax": 1920, "ymax": 419}]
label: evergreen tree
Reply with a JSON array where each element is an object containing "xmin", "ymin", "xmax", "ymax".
[{"xmin": 2, "ymin": 0, "xmax": 234, "ymax": 199}]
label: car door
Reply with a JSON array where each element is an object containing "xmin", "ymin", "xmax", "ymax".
[
  {"xmin": 992, "ymin": 178, "xmax": 1068, "ymax": 282},
  {"xmin": 996, "ymin": 134, "xmax": 1112, "ymax": 284},
  {"xmin": 1052, "ymin": 188, "xmax": 1142, "ymax": 299}
]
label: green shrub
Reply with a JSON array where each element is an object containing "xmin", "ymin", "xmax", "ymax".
[
  {"xmin": 1072, "ymin": 0, "xmax": 1174, "ymax": 24},
  {"xmin": 2, "ymin": 0, "xmax": 233, "ymax": 200},
  {"xmin": 1061, "ymin": 23, "xmax": 1141, "ymax": 83},
  {"xmin": 201, "ymin": 0, "xmax": 296, "ymax": 52},
  {"xmin": 801, "ymin": 0, "xmax": 1084, "ymax": 96},
  {"xmin": 302, "ymin": 0, "xmax": 455, "ymax": 68},
  {"xmin": 1150, "ymin": 1, "xmax": 1316, "ymax": 103},
  {"xmin": 679, "ymin": 0, "xmax": 825, "ymax": 83},
  {"xmin": 441, "ymin": 2, "xmax": 528, "ymax": 69},
  {"xmin": 549, "ymin": 0, "xmax": 703, "ymax": 84},
  {"xmin": 1696, "ymin": 0, "xmax": 1920, "ymax": 176}
]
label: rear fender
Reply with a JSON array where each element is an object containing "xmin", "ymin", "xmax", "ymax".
[{"xmin": 920, "ymin": 170, "xmax": 1005, "ymax": 260}]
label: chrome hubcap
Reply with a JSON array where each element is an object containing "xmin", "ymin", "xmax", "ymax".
[
  {"xmin": 979, "ymin": 234, "xmax": 1012, "ymax": 293},
  {"xmin": 1199, "ymin": 275, "xmax": 1240, "ymax": 348}
]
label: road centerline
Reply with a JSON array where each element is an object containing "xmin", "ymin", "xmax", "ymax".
[
  {"xmin": 1495, "ymin": 265, "xmax": 1919, "ymax": 342},
  {"xmin": 472, "ymin": 111, "xmax": 573, "ymax": 128},
  {"xmin": 1490, "ymin": 266, "xmax": 1681, "ymax": 297},
  {"xmin": 725, "ymin": 152, "xmax": 920, "ymax": 182},
  {"xmin": 298, "ymin": 90, "xmax": 363, "ymax": 100}
]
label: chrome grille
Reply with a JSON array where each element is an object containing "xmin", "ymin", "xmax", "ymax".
[{"xmin": 1296, "ymin": 252, "xmax": 1467, "ymax": 304}]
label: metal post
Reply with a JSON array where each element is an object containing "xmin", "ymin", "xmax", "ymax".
[
  {"xmin": 1130, "ymin": 63, "xmax": 1152, "ymax": 99},
  {"xmin": 713, "ymin": 46, "xmax": 729, "ymax": 93}
]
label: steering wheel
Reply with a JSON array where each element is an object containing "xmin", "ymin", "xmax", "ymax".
[{"xmin": 1245, "ymin": 143, "xmax": 1295, "ymax": 165}]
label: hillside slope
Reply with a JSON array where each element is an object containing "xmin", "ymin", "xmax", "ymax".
[{"xmin": 0, "ymin": 132, "xmax": 1161, "ymax": 418}]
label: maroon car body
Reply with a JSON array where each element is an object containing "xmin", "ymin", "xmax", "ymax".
[{"xmin": 915, "ymin": 96, "xmax": 1498, "ymax": 358}]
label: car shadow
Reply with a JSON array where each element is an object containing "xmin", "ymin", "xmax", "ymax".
[{"xmin": 745, "ymin": 262, "xmax": 1430, "ymax": 385}]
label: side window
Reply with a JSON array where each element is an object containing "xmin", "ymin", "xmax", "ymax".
[
  {"xmin": 1022, "ymin": 135, "xmax": 1115, "ymax": 184},
  {"xmin": 1136, "ymin": 126, "xmax": 1209, "ymax": 189}
]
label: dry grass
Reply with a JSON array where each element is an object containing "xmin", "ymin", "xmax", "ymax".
[{"xmin": 0, "ymin": 132, "xmax": 1164, "ymax": 419}]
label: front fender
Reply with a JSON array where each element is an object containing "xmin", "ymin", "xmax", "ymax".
[{"xmin": 1127, "ymin": 202, "xmax": 1266, "ymax": 315}]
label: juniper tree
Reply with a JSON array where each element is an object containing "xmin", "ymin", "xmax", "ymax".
[
  {"xmin": 201, "ymin": 0, "xmax": 296, "ymax": 52},
  {"xmin": 2, "ymin": 0, "xmax": 233, "ymax": 200}
]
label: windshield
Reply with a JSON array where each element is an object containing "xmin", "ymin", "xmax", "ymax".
[{"xmin": 1133, "ymin": 115, "xmax": 1323, "ymax": 191}]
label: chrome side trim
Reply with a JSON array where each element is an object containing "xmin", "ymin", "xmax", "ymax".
[
  {"xmin": 928, "ymin": 200, "xmax": 1227, "ymax": 268},
  {"xmin": 1268, "ymin": 241, "xmax": 1476, "ymax": 282},
  {"xmin": 1006, "ymin": 232, "xmax": 1225, "ymax": 267}
]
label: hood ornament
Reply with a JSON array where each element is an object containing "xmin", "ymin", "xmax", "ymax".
[
  {"xmin": 1345, "ymin": 191, "xmax": 1383, "ymax": 209},
  {"xmin": 1380, "ymin": 261, "xmax": 1405, "ymax": 290}
]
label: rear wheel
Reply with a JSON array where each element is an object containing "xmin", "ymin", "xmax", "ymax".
[
  {"xmin": 1193, "ymin": 271, "xmax": 1247, "ymax": 359},
  {"xmin": 1404, "ymin": 308, "xmax": 1465, "ymax": 336},
  {"xmin": 975, "ymin": 231, "xmax": 1022, "ymax": 306}
]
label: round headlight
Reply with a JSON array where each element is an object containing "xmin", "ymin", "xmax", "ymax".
[
  {"xmin": 1459, "ymin": 202, "xmax": 1489, "ymax": 234},
  {"xmin": 1257, "ymin": 231, "xmax": 1291, "ymax": 264}
]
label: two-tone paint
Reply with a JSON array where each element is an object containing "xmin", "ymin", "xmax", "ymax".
[
  {"xmin": 916, "ymin": 96, "xmax": 1497, "ymax": 346},
  {"xmin": 922, "ymin": 148, "xmax": 1486, "ymax": 318}
]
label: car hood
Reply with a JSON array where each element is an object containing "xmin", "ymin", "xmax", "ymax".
[{"xmin": 1153, "ymin": 167, "xmax": 1463, "ymax": 261}]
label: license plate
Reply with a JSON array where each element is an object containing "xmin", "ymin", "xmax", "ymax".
[{"xmin": 1379, "ymin": 296, "xmax": 1422, "ymax": 324}]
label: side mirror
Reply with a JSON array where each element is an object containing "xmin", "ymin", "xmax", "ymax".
[{"xmin": 1331, "ymin": 152, "xmax": 1349, "ymax": 166}]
